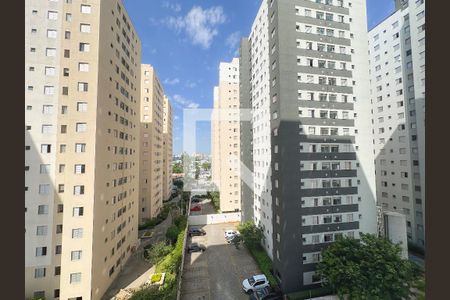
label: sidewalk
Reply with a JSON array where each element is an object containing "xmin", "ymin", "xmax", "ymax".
[{"xmin": 101, "ymin": 210, "xmax": 174, "ymax": 300}]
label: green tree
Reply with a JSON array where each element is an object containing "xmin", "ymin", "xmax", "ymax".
[
  {"xmin": 201, "ymin": 161, "xmax": 211, "ymax": 170},
  {"xmin": 165, "ymin": 225, "xmax": 180, "ymax": 245},
  {"xmin": 237, "ymin": 221, "xmax": 264, "ymax": 248},
  {"xmin": 145, "ymin": 241, "xmax": 173, "ymax": 265},
  {"xmin": 317, "ymin": 233, "xmax": 420, "ymax": 300},
  {"xmin": 172, "ymin": 162, "xmax": 183, "ymax": 174}
]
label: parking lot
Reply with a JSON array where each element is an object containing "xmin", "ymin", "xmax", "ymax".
[{"xmin": 181, "ymin": 222, "xmax": 261, "ymax": 300}]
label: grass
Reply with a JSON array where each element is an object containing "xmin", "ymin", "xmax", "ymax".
[{"xmin": 245, "ymin": 244, "xmax": 278, "ymax": 287}]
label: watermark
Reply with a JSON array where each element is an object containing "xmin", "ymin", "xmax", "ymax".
[{"xmin": 182, "ymin": 108, "xmax": 259, "ymax": 193}]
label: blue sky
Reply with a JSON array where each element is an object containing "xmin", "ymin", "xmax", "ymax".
[{"xmin": 123, "ymin": 0, "xmax": 395, "ymax": 155}]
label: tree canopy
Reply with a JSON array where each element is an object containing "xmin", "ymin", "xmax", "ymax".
[
  {"xmin": 237, "ymin": 221, "xmax": 264, "ymax": 249},
  {"xmin": 317, "ymin": 233, "xmax": 420, "ymax": 300}
]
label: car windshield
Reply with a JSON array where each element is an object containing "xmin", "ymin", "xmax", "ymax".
[
  {"xmin": 248, "ymin": 277, "xmax": 256, "ymax": 285},
  {"xmin": 190, "ymin": 243, "xmax": 198, "ymax": 247}
]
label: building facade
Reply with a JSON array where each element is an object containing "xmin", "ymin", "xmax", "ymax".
[
  {"xmin": 163, "ymin": 95, "xmax": 173, "ymax": 201},
  {"xmin": 239, "ymin": 0, "xmax": 377, "ymax": 293},
  {"xmin": 25, "ymin": 1, "xmax": 141, "ymax": 299},
  {"xmin": 368, "ymin": 0, "xmax": 425, "ymax": 249},
  {"xmin": 211, "ymin": 58, "xmax": 242, "ymax": 212},
  {"xmin": 139, "ymin": 64, "xmax": 165, "ymax": 223}
]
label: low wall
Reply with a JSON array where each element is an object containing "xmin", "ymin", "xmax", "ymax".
[{"xmin": 188, "ymin": 212, "xmax": 241, "ymax": 225}]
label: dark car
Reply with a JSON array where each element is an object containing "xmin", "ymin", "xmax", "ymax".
[
  {"xmin": 249, "ymin": 287, "xmax": 282, "ymax": 300},
  {"xmin": 191, "ymin": 198, "xmax": 201, "ymax": 203},
  {"xmin": 186, "ymin": 243, "xmax": 206, "ymax": 253},
  {"xmin": 188, "ymin": 227, "xmax": 206, "ymax": 237}
]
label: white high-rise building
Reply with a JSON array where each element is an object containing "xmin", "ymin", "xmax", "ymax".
[
  {"xmin": 368, "ymin": 0, "xmax": 425, "ymax": 249},
  {"xmin": 239, "ymin": 0, "xmax": 377, "ymax": 293},
  {"xmin": 211, "ymin": 58, "xmax": 242, "ymax": 212}
]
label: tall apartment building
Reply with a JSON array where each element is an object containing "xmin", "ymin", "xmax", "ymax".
[
  {"xmin": 239, "ymin": 0, "xmax": 377, "ymax": 293},
  {"xmin": 211, "ymin": 58, "xmax": 242, "ymax": 212},
  {"xmin": 25, "ymin": 1, "xmax": 141, "ymax": 299},
  {"xmin": 239, "ymin": 38, "xmax": 255, "ymax": 223},
  {"xmin": 163, "ymin": 95, "xmax": 173, "ymax": 201},
  {"xmin": 368, "ymin": 0, "xmax": 425, "ymax": 249},
  {"xmin": 139, "ymin": 64, "xmax": 165, "ymax": 223}
]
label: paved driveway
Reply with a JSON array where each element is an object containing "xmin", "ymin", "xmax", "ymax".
[{"xmin": 181, "ymin": 223, "xmax": 261, "ymax": 300}]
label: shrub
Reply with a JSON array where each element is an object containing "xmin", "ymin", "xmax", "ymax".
[
  {"xmin": 150, "ymin": 273, "xmax": 162, "ymax": 283},
  {"xmin": 145, "ymin": 242, "xmax": 173, "ymax": 265}
]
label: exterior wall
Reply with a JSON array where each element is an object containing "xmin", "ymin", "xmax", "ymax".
[
  {"xmin": 241, "ymin": 0, "xmax": 376, "ymax": 293},
  {"xmin": 25, "ymin": 1, "xmax": 141, "ymax": 299},
  {"xmin": 163, "ymin": 95, "xmax": 173, "ymax": 201},
  {"xmin": 211, "ymin": 58, "xmax": 242, "ymax": 212},
  {"xmin": 247, "ymin": 0, "xmax": 274, "ymax": 260},
  {"xmin": 239, "ymin": 38, "xmax": 254, "ymax": 223},
  {"xmin": 383, "ymin": 211, "xmax": 409, "ymax": 259},
  {"xmin": 368, "ymin": 0, "xmax": 425, "ymax": 248},
  {"xmin": 188, "ymin": 212, "xmax": 242, "ymax": 226},
  {"xmin": 211, "ymin": 87, "xmax": 220, "ymax": 188},
  {"xmin": 139, "ymin": 65, "xmax": 165, "ymax": 223},
  {"xmin": 25, "ymin": 0, "xmax": 63, "ymax": 298}
]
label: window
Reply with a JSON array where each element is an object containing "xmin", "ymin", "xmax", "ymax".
[
  {"xmin": 72, "ymin": 228, "xmax": 83, "ymax": 238},
  {"xmin": 35, "ymin": 268, "xmax": 46, "ymax": 278},
  {"xmin": 38, "ymin": 205, "xmax": 49, "ymax": 215},
  {"xmin": 39, "ymin": 184, "xmax": 50, "ymax": 195},
  {"xmin": 36, "ymin": 247, "xmax": 47, "ymax": 256},
  {"xmin": 76, "ymin": 123, "xmax": 87, "ymax": 132},
  {"xmin": 48, "ymin": 11, "xmax": 58, "ymax": 20},
  {"xmin": 70, "ymin": 272, "xmax": 82, "ymax": 284},
  {"xmin": 75, "ymin": 143, "xmax": 86, "ymax": 153},
  {"xmin": 36, "ymin": 226, "xmax": 48, "ymax": 236},
  {"xmin": 66, "ymin": 13, "xmax": 72, "ymax": 22},
  {"xmin": 71, "ymin": 250, "xmax": 82, "ymax": 261},
  {"xmin": 47, "ymin": 29, "xmax": 57, "ymax": 38},
  {"xmin": 416, "ymin": 11, "xmax": 424, "ymax": 20},
  {"xmin": 73, "ymin": 207, "xmax": 84, "ymax": 216},
  {"xmin": 80, "ymin": 23, "xmax": 91, "ymax": 33},
  {"xmin": 81, "ymin": 4, "xmax": 91, "ymax": 14},
  {"xmin": 41, "ymin": 125, "xmax": 53, "ymax": 134},
  {"xmin": 78, "ymin": 82, "xmax": 88, "ymax": 92},
  {"xmin": 77, "ymin": 102, "xmax": 88, "ymax": 112},
  {"xmin": 44, "ymin": 86, "xmax": 55, "ymax": 95},
  {"xmin": 74, "ymin": 185, "xmax": 85, "ymax": 195},
  {"xmin": 79, "ymin": 43, "xmax": 90, "ymax": 52},
  {"xmin": 77, "ymin": 62, "xmax": 90, "ymax": 72},
  {"xmin": 74, "ymin": 164, "xmax": 85, "ymax": 174}
]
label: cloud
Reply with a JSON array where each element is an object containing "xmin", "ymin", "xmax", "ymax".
[
  {"xmin": 162, "ymin": 1, "xmax": 181, "ymax": 12},
  {"xmin": 185, "ymin": 80, "xmax": 197, "ymax": 88},
  {"xmin": 172, "ymin": 94, "xmax": 200, "ymax": 109},
  {"xmin": 165, "ymin": 6, "xmax": 226, "ymax": 49},
  {"xmin": 163, "ymin": 78, "xmax": 180, "ymax": 85},
  {"xmin": 225, "ymin": 31, "xmax": 241, "ymax": 55}
]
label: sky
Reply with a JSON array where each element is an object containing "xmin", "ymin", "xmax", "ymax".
[{"xmin": 123, "ymin": 0, "xmax": 395, "ymax": 155}]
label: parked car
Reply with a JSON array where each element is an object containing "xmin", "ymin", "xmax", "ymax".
[
  {"xmin": 249, "ymin": 287, "xmax": 282, "ymax": 300},
  {"xmin": 188, "ymin": 227, "xmax": 206, "ymax": 237},
  {"xmin": 191, "ymin": 198, "xmax": 201, "ymax": 203},
  {"xmin": 190, "ymin": 205, "xmax": 201, "ymax": 212},
  {"xmin": 225, "ymin": 229, "xmax": 240, "ymax": 243},
  {"xmin": 186, "ymin": 243, "xmax": 206, "ymax": 253},
  {"xmin": 242, "ymin": 274, "xmax": 270, "ymax": 293}
]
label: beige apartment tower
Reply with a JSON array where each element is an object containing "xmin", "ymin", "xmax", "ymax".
[
  {"xmin": 211, "ymin": 58, "xmax": 241, "ymax": 212},
  {"xmin": 163, "ymin": 96, "xmax": 173, "ymax": 201},
  {"xmin": 25, "ymin": 1, "xmax": 141, "ymax": 299},
  {"xmin": 139, "ymin": 64, "xmax": 165, "ymax": 223}
]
